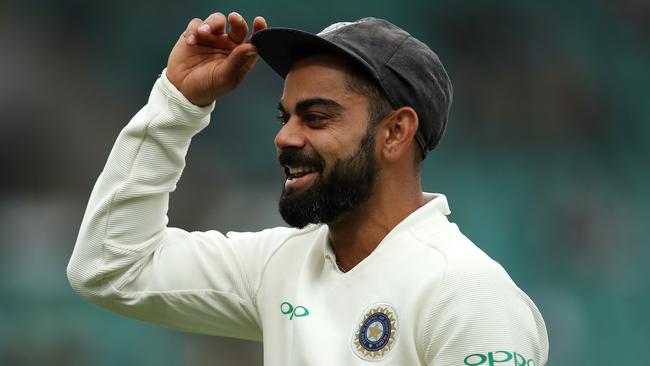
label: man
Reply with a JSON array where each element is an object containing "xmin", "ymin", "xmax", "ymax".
[{"xmin": 68, "ymin": 12, "xmax": 548, "ymax": 365}]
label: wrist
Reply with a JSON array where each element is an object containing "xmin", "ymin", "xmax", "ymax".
[{"xmin": 160, "ymin": 69, "xmax": 216, "ymax": 113}]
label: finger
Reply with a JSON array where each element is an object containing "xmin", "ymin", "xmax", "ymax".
[
  {"xmin": 227, "ymin": 12, "xmax": 249, "ymax": 44},
  {"xmin": 252, "ymin": 16, "xmax": 268, "ymax": 34},
  {"xmin": 221, "ymin": 43, "xmax": 259, "ymax": 80},
  {"xmin": 182, "ymin": 18, "xmax": 203, "ymax": 36},
  {"xmin": 183, "ymin": 18, "xmax": 203, "ymax": 45},
  {"xmin": 199, "ymin": 12, "xmax": 227, "ymax": 36},
  {"xmin": 195, "ymin": 31, "xmax": 238, "ymax": 49}
]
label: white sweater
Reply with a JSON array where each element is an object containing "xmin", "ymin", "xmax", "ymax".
[{"xmin": 67, "ymin": 71, "xmax": 548, "ymax": 366}]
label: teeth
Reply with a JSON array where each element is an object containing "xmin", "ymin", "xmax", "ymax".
[{"xmin": 288, "ymin": 166, "xmax": 313, "ymax": 174}]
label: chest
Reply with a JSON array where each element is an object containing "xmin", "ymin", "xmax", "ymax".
[{"xmin": 256, "ymin": 235, "xmax": 444, "ymax": 365}]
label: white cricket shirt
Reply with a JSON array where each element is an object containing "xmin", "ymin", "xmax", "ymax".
[{"xmin": 67, "ymin": 71, "xmax": 549, "ymax": 366}]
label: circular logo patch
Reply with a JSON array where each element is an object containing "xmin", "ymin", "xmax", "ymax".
[{"xmin": 352, "ymin": 303, "xmax": 398, "ymax": 361}]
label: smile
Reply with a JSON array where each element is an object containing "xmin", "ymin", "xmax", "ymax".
[{"xmin": 284, "ymin": 165, "xmax": 319, "ymax": 190}]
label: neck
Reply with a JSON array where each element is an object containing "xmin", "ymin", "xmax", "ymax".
[{"xmin": 327, "ymin": 180, "xmax": 424, "ymax": 272}]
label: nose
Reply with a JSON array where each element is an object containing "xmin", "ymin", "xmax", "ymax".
[{"xmin": 274, "ymin": 117, "xmax": 306, "ymax": 151}]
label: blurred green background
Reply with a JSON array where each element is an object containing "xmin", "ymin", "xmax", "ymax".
[{"xmin": 1, "ymin": 0, "xmax": 648, "ymax": 364}]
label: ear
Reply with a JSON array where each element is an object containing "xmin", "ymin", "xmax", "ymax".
[{"xmin": 378, "ymin": 107, "xmax": 419, "ymax": 163}]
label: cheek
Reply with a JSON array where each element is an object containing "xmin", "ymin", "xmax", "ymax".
[
  {"xmin": 308, "ymin": 116, "xmax": 372, "ymax": 169},
  {"xmin": 316, "ymin": 123, "xmax": 367, "ymax": 151}
]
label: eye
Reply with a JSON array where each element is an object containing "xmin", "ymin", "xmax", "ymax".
[
  {"xmin": 276, "ymin": 113, "xmax": 290, "ymax": 125},
  {"xmin": 303, "ymin": 113, "xmax": 328, "ymax": 126}
]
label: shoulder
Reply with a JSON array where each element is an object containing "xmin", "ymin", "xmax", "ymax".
[
  {"xmin": 225, "ymin": 224, "xmax": 321, "ymax": 252},
  {"xmin": 222, "ymin": 224, "xmax": 323, "ymax": 273},
  {"xmin": 419, "ymin": 223, "xmax": 535, "ymax": 323},
  {"xmin": 439, "ymin": 225, "xmax": 515, "ymax": 290},
  {"xmin": 418, "ymin": 226, "xmax": 548, "ymax": 365},
  {"xmin": 408, "ymin": 218, "xmax": 513, "ymax": 289}
]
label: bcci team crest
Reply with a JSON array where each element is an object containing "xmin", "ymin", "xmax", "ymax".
[{"xmin": 352, "ymin": 303, "xmax": 398, "ymax": 361}]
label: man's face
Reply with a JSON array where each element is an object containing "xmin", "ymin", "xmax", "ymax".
[{"xmin": 275, "ymin": 55, "xmax": 379, "ymax": 228}]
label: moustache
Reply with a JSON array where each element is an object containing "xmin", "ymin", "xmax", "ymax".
[{"xmin": 278, "ymin": 148, "xmax": 325, "ymax": 173}]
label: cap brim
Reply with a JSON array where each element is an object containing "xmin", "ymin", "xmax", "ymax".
[{"xmin": 251, "ymin": 27, "xmax": 374, "ymax": 79}]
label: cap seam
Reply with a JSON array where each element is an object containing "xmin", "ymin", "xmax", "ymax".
[
  {"xmin": 376, "ymin": 34, "xmax": 411, "ymax": 111},
  {"xmin": 378, "ymin": 34, "xmax": 411, "ymax": 84}
]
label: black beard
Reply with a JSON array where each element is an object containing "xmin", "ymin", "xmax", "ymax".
[{"xmin": 278, "ymin": 129, "xmax": 378, "ymax": 228}]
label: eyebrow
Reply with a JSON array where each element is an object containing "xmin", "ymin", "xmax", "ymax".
[{"xmin": 277, "ymin": 98, "xmax": 344, "ymax": 115}]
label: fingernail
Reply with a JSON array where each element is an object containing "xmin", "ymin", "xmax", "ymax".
[
  {"xmin": 232, "ymin": 12, "xmax": 242, "ymax": 19},
  {"xmin": 198, "ymin": 24, "xmax": 210, "ymax": 33},
  {"xmin": 187, "ymin": 34, "xmax": 196, "ymax": 44}
]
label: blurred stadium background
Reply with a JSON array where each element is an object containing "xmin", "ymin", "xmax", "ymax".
[{"xmin": 1, "ymin": 0, "xmax": 648, "ymax": 364}]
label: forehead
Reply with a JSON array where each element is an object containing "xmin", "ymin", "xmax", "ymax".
[{"xmin": 281, "ymin": 54, "xmax": 363, "ymax": 108}]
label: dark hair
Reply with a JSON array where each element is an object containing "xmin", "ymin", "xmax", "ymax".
[
  {"xmin": 341, "ymin": 61, "xmax": 394, "ymax": 128},
  {"xmin": 342, "ymin": 61, "xmax": 424, "ymax": 163}
]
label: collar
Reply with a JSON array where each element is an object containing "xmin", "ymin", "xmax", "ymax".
[{"xmin": 322, "ymin": 193, "xmax": 451, "ymax": 270}]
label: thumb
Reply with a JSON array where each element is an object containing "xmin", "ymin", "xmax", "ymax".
[{"xmin": 220, "ymin": 44, "xmax": 260, "ymax": 82}]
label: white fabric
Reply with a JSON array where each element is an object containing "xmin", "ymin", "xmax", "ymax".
[{"xmin": 67, "ymin": 70, "xmax": 549, "ymax": 365}]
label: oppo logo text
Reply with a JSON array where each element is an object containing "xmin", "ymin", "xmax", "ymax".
[{"xmin": 464, "ymin": 351, "xmax": 536, "ymax": 366}]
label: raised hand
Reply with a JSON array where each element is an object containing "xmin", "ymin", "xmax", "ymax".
[{"xmin": 166, "ymin": 12, "xmax": 267, "ymax": 106}]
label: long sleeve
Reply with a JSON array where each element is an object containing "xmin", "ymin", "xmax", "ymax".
[{"xmin": 67, "ymin": 70, "xmax": 278, "ymax": 341}]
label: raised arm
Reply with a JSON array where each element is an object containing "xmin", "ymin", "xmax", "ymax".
[{"xmin": 66, "ymin": 13, "xmax": 279, "ymax": 340}]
